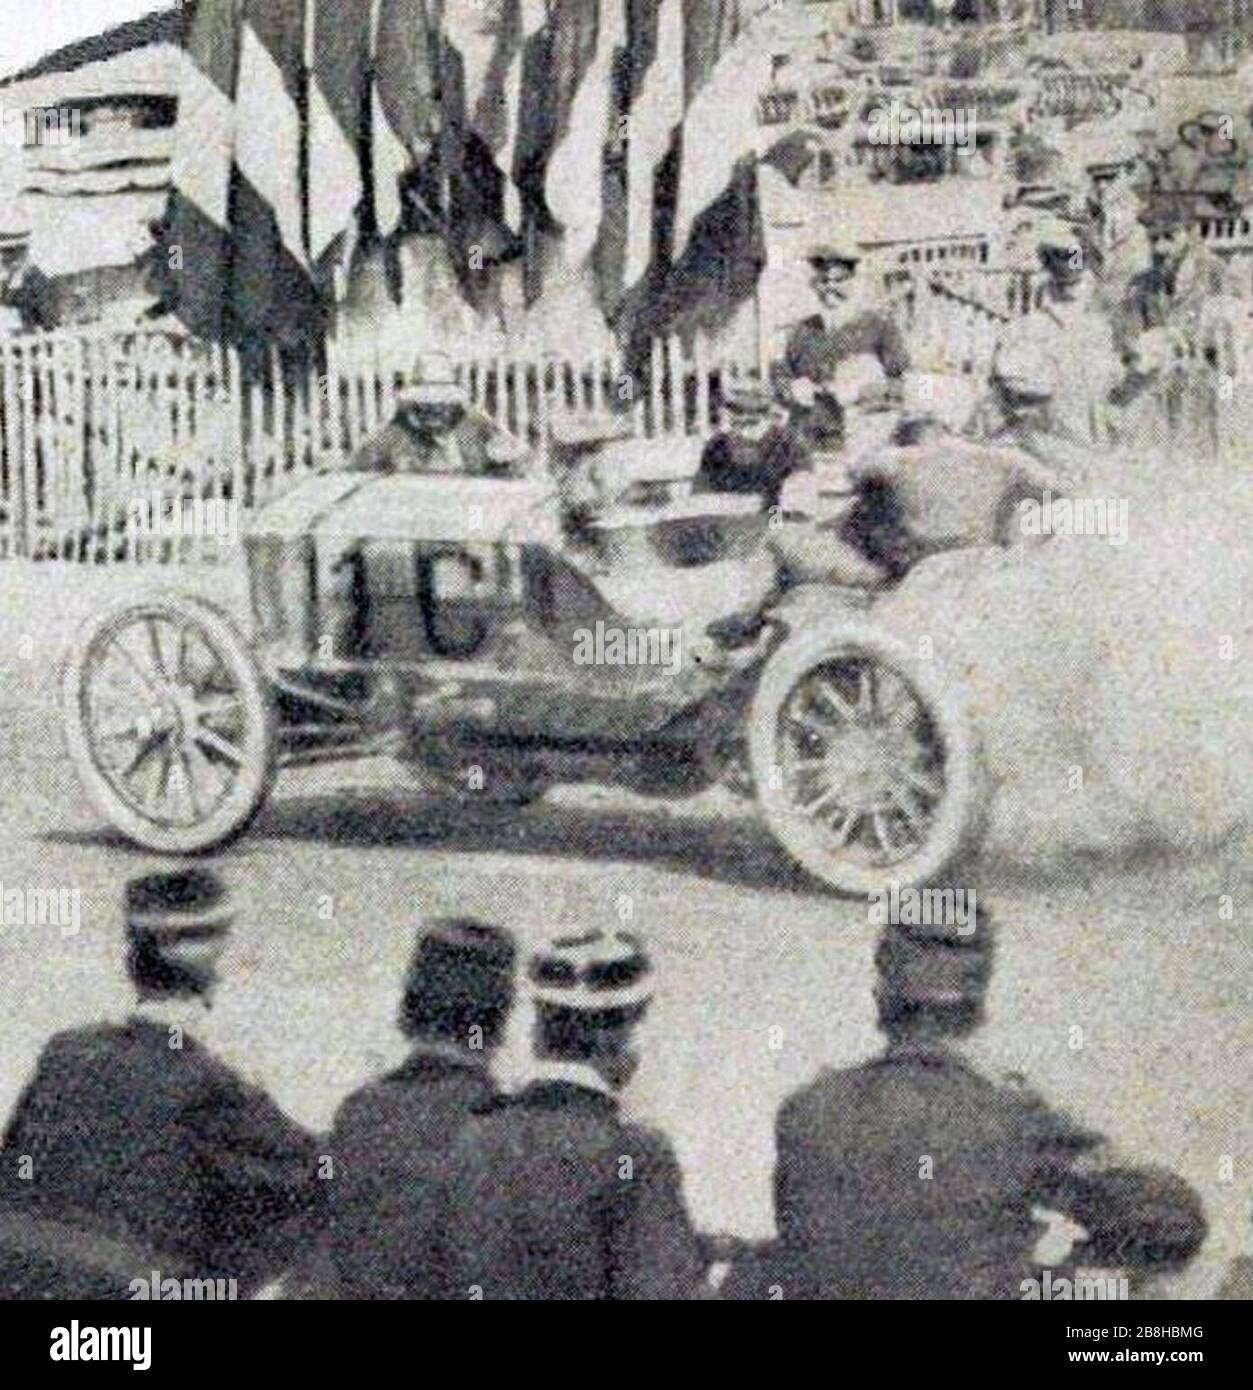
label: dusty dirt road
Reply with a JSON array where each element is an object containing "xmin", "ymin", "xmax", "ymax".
[{"xmin": 0, "ymin": 561, "xmax": 1248, "ymax": 1296}]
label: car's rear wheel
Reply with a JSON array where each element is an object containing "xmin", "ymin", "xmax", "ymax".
[
  {"xmin": 63, "ymin": 593, "xmax": 275, "ymax": 854},
  {"xmin": 747, "ymin": 623, "xmax": 985, "ymax": 896}
]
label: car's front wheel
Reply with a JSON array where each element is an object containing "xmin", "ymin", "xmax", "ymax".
[
  {"xmin": 747, "ymin": 622, "xmax": 985, "ymax": 896},
  {"xmin": 62, "ymin": 593, "xmax": 276, "ymax": 854}
]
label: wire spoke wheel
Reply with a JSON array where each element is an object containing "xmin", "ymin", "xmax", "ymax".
[
  {"xmin": 777, "ymin": 657, "xmax": 945, "ymax": 870},
  {"xmin": 64, "ymin": 595, "xmax": 275, "ymax": 854},
  {"xmin": 748, "ymin": 624, "xmax": 985, "ymax": 896}
]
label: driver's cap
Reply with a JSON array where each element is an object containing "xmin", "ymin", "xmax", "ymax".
[{"xmin": 399, "ymin": 351, "xmax": 467, "ymax": 407}]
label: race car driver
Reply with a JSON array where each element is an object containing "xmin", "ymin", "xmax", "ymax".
[{"xmin": 349, "ymin": 351, "xmax": 527, "ymax": 477}]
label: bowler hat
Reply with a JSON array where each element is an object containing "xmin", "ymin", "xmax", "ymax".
[{"xmin": 875, "ymin": 902, "xmax": 994, "ymax": 1013}]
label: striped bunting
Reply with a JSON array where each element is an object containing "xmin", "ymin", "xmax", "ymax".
[
  {"xmin": 164, "ymin": 0, "xmax": 778, "ymax": 341},
  {"xmin": 308, "ymin": 0, "xmax": 370, "ymax": 273}
]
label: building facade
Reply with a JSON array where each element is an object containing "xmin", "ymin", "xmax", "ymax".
[{"xmin": 0, "ymin": 9, "xmax": 186, "ymax": 331}]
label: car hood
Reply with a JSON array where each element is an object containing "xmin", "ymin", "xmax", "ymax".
[{"xmin": 246, "ymin": 471, "xmax": 561, "ymax": 546}]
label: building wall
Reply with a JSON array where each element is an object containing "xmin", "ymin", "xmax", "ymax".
[{"xmin": 0, "ymin": 41, "xmax": 185, "ymax": 325}]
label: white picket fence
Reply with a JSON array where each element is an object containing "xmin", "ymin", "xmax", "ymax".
[
  {"xmin": 0, "ymin": 328, "xmax": 758, "ymax": 564},
  {"xmin": 1, "ymin": 281, "xmax": 1248, "ymax": 566}
]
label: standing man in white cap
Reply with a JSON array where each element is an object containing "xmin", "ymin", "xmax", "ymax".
[
  {"xmin": 446, "ymin": 929, "xmax": 706, "ymax": 1299},
  {"xmin": 778, "ymin": 239, "xmax": 913, "ymax": 455},
  {"xmin": 0, "ymin": 870, "xmax": 321, "ymax": 1298},
  {"xmin": 984, "ymin": 215, "xmax": 1125, "ymax": 481}
]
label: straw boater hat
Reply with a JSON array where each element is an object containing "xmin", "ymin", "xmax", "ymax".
[
  {"xmin": 528, "ymin": 929, "xmax": 653, "ymax": 1021},
  {"xmin": 124, "ymin": 868, "xmax": 234, "ymax": 948}
]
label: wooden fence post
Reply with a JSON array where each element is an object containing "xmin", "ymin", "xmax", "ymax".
[{"xmin": 2, "ymin": 343, "xmax": 22, "ymax": 557}]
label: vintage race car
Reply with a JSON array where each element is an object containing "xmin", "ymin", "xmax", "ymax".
[{"xmin": 61, "ymin": 415, "xmax": 1059, "ymax": 896}]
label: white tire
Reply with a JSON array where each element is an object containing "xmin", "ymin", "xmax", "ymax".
[
  {"xmin": 62, "ymin": 592, "xmax": 275, "ymax": 854},
  {"xmin": 747, "ymin": 620, "xmax": 986, "ymax": 896}
]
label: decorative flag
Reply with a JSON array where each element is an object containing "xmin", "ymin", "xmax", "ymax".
[
  {"xmin": 545, "ymin": 0, "xmax": 627, "ymax": 268},
  {"xmin": 513, "ymin": 1, "xmax": 600, "ymax": 233},
  {"xmin": 498, "ymin": 0, "xmax": 548, "ymax": 231},
  {"xmin": 164, "ymin": 0, "xmax": 778, "ymax": 347},
  {"xmin": 229, "ymin": 0, "xmax": 313, "ymax": 341},
  {"xmin": 446, "ymin": 0, "xmax": 547, "ymax": 235},
  {"xmin": 165, "ymin": 0, "xmax": 241, "ymax": 339},
  {"xmin": 672, "ymin": 0, "xmax": 775, "ymax": 261},
  {"xmin": 624, "ymin": 0, "xmax": 684, "ymax": 288},
  {"xmin": 371, "ymin": 0, "xmax": 442, "ymax": 238},
  {"xmin": 308, "ymin": 0, "xmax": 370, "ymax": 275}
]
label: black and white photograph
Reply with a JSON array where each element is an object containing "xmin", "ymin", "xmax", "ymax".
[{"xmin": 0, "ymin": 0, "xmax": 1248, "ymax": 1360}]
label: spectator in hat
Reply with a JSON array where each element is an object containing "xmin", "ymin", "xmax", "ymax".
[
  {"xmin": 326, "ymin": 918, "xmax": 516, "ymax": 1300},
  {"xmin": 777, "ymin": 238, "xmax": 912, "ymax": 454},
  {"xmin": 0, "ymin": 870, "xmax": 320, "ymax": 1298},
  {"xmin": 983, "ymin": 214, "xmax": 1123, "ymax": 474},
  {"xmin": 0, "ymin": 228, "xmax": 54, "ymax": 335},
  {"xmin": 1124, "ymin": 204, "xmax": 1228, "ymax": 350},
  {"xmin": 728, "ymin": 902, "xmax": 1206, "ymax": 1299},
  {"xmin": 549, "ymin": 411, "xmax": 636, "ymax": 546},
  {"xmin": 445, "ymin": 930, "xmax": 706, "ymax": 1300},
  {"xmin": 349, "ymin": 350, "xmax": 526, "ymax": 478},
  {"xmin": 1088, "ymin": 141, "xmax": 1154, "ymax": 317},
  {"xmin": 693, "ymin": 380, "xmax": 811, "ymax": 513}
]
